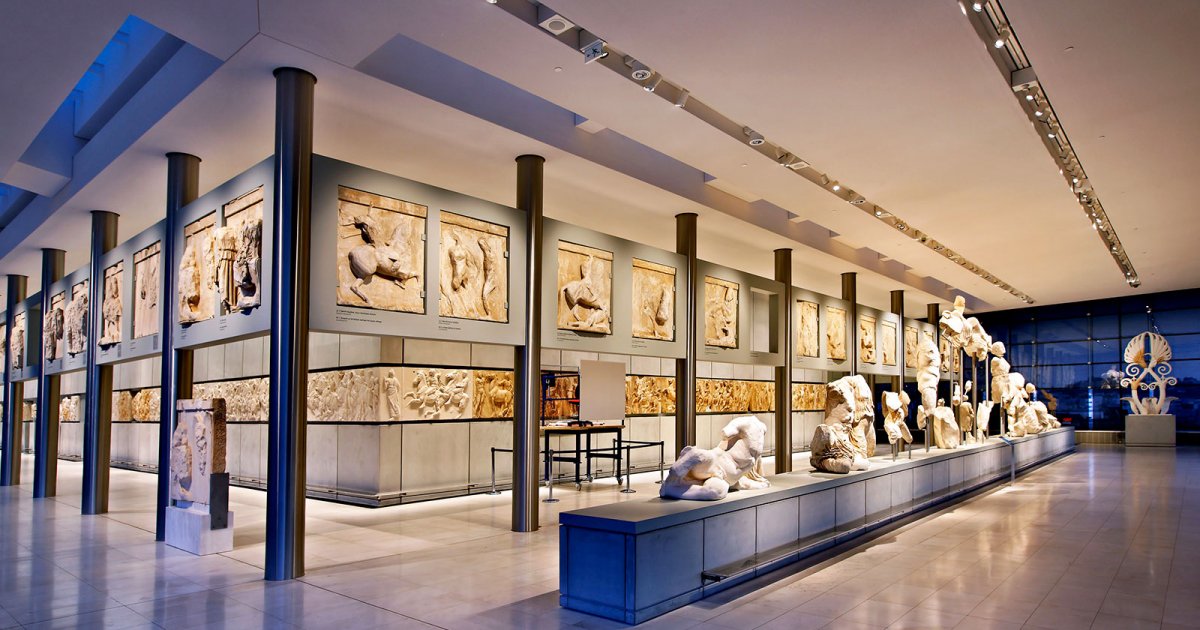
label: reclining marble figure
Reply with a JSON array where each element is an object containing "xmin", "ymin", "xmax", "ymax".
[
  {"xmin": 810, "ymin": 375, "xmax": 875, "ymax": 473},
  {"xmin": 660, "ymin": 415, "xmax": 769, "ymax": 501},
  {"xmin": 881, "ymin": 390, "xmax": 913, "ymax": 445}
]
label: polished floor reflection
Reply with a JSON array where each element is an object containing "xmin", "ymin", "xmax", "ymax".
[{"xmin": 0, "ymin": 446, "xmax": 1195, "ymax": 629}]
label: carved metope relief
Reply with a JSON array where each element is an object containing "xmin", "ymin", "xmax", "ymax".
[
  {"xmin": 904, "ymin": 325, "xmax": 918, "ymax": 369},
  {"xmin": 556, "ymin": 241, "xmax": 613, "ymax": 334},
  {"xmin": 66, "ymin": 280, "xmax": 89, "ymax": 356},
  {"xmin": 179, "ymin": 213, "xmax": 217, "ymax": 324},
  {"xmin": 401, "ymin": 367, "xmax": 473, "ymax": 420},
  {"xmin": 631, "ymin": 258, "xmax": 675, "ymax": 341},
  {"xmin": 220, "ymin": 186, "xmax": 264, "ymax": 313},
  {"xmin": 169, "ymin": 399, "xmax": 226, "ymax": 506},
  {"xmin": 44, "ymin": 292, "xmax": 65, "ymax": 362},
  {"xmin": 439, "ymin": 211, "xmax": 509, "ymax": 322},
  {"xmin": 99, "ymin": 261, "xmax": 123, "ymax": 346},
  {"xmin": 473, "ymin": 370, "xmax": 514, "ymax": 419},
  {"xmin": 859, "ymin": 315, "xmax": 877, "ymax": 364},
  {"xmin": 133, "ymin": 242, "xmax": 160, "ymax": 338},
  {"xmin": 704, "ymin": 276, "xmax": 739, "ymax": 348},
  {"xmin": 336, "ymin": 186, "xmax": 426, "ymax": 313},
  {"xmin": 882, "ymin": 321, "xmax": 897, "ymax": 366},
  {"xmin": 798, "ymin": 300, "xmax": 819, "ymax": 358},
  {"xmin": 9, "ymin": 312, "xmax": 24, "ymax": 371},
  {"xmin": 826, "ymin": 305, "xmax": 847, "ymax": 361}
]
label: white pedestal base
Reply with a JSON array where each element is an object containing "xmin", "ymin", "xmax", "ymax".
[
  {"xmin": 1126, "ymin": 414, "xmax": 1175, "ymax": 447},
  {"xmin": 165, "ymin": 506, "xmax": 235, "ymax": 555}
]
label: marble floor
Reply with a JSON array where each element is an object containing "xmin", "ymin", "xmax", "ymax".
[{"xmin": 0, "ymin": 446, "xmax": 1196, "ymax": 629}]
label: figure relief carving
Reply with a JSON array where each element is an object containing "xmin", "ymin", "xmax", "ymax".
[
  {"xmin": 10, "ymin": 312, "xmax": 25, "ymax": 372},
  {"xmin": 216, "ymin": 186, "xmax": 263, "ymax": 313},
  {"xmin": 810, "ymin": 375, "xmax": 875, "ymax": 473},
  {"xmin": 44, "ymin": 292, "xmax": 65, "ymax": 362},
  {"xmin": 703, "ymin": 276, "xmax": 739, "ymax": 348},
  {"xmin": 439, "ymin": 211, "xmax": 509, "ymax": 322},
  {"xmin": 542, "ymin": 374, "xmax": 578, "ymax": 419},
  {"xmin": 797, "ymin": 301, "xmax": 819, "ymax": 358},
  {"xmin": 305, "ymin": 369, "xmax": 379, "ymax": 422},
  {"xmin": 114, "ymin": 391, "xmax": 133, "ymax": 421},
  {"xmin": 660, "ymin": 416, "xmax": 769, "ymax": 501},
  {"xmin": 826, "ymin": 306, "xmax": 847, "ymax": 360},
  {"xmin": 472, "ymin": 370, "xmax": 514, "ymax": 419},
  {"xmin": 904, "ymin": 325, "xmax": 919, "ymax": 369},
  {"xmin": 881, "ymin": 321, "xmax": 897, "ymax": 366},
  {"xmin": 179, "ymin": 213, "xmax": 217, "ymax": 324},
  {"xmin": 557, "ymin": 241, "xmax": 613, "ymax": 334},
  {"xmin": 791, "ymin": 382, "xmax": 827, "ymax": 411},
  {"xmin": 631, "ymin": 259, "xmax": 675, "ymax": 341},
  {"xmin": 132, "ymin": 242, "xmax": 160, "ymax": 338},
  {"xmin": 859, "ymin": 315, "xmax": 877, "ymax": 363},
  {"xmin": 100, "ymin": 262, "xmax": 123, "ymax": 346},
  {"xmin": 402, "ymin": 367, "xmax": 472, "ymax": 420},
  {"xmin": 336, "ymin": 186, "xmax": 425, "ymax": 312},
  {"xmin": 169, "ymin": 399, "xmax": 226, "ymax": 506},
  {"xmin": 66, "ymin": 281, "xmax": 89, "ymax": 355},
  {"xmin": 624, "ymin": 375, "xmax": 676, "ymax": 415}
]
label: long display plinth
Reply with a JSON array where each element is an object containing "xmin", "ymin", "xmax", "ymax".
[
  {"xmin": 559, "ymin": 427, "xmax": 1075, "ymax": 624},
  {"xmin": 1126, "ymin": 414, "xmax": 1175, "ymax": 446}
]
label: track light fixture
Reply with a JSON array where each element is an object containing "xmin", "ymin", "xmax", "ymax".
[
  {"xmin": 743, "ymin": 127, "xmax": 765, "ymax": 146},
  {"xmin": 829, "ymin": 181, "xmax": 841, "ymax": 192},
  {"xmin": 972, "ymin": 1, "xmax": 984, "ymax": 11},
  {"xmin": 674, "ymin": 90, "xmax": 689, "ymax": 108},
  {"xmin": 623, "ymin": 56, "xmax": 652, "ymax": 80},
  {"xmin": 578, "ymin": 30, "xmax": 607, "ymax": 63},
  {"xmin": 643, "ymin": 75, "xmax": 662, "ymax": 92},
  {"xmin": 994, "ymin": 26, "xmax": 1010, "ymax": 48}
]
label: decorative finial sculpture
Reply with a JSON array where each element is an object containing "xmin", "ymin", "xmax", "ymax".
[{"xmin": 1121, "ymin": 332, "xmax": 1177, "ymax": 415}]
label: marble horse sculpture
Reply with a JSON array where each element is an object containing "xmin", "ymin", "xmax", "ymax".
[
  {"xmin": 1120, "ymin": 331, "xmax": 1178, "ymax": 415},
  {"xmin": 660, "ymin": 415, "xmax": 769, "ymax": 501}
]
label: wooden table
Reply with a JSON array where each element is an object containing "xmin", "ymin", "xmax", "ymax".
[{"xmin": 542, "ymin": 424, "xmax": 624, "ymax": 487}]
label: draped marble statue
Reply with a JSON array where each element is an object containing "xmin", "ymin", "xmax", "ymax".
[{"xmin": 660, "ymin": 415, "xmax": 769, "ymax": 501}]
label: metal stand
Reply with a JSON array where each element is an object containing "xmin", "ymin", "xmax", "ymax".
[
  {"xmin": 542, "ymin": 448, "xmax": 559, "ymax": 503},
  {"xmin": 620, "ymin": 443, "xmax": 636, "ymax": 494},
  {"xmin": 487, "ymin": 447, "xmax": 513, "ymax": 495}
]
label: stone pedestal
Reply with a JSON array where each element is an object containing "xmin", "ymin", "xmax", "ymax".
[
  {"xmin": 165, "ymin": 505, "xmax": 234, "ymax": 555},
  {"xmin": 1126, "ymin": 414, "xmax": 1175, "ymax": 447}
]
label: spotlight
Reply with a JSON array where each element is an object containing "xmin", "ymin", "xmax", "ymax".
[
  {"xmin": 995, "ymin": 27, "xmax": 1010, "ymax": 48},
  {"xmin": 850, "ymin": 195, "xmax": 867, "ymax": 205},
  {"xmin": 896, "ymin": 223, "xmax": 907, "ymax": 231},
  {"xmin": 829, "ymin": 181, "xmax": 841, "ymax": 192},
  {"xmin": 539, "ymin": 7, "xmax": 576, "ymax": 35},
  {"xmin": 874, "ymin": 209, "xmax": 883, "ymax": 217},
  {"xmin": 486, "ymin": 0, "xmax": 498, "ymax": 3},
  {"xmin": 643, "ymin": 75, "xmax": 662, "ymax": 92},
  {"xmin": 972, "ymin": 1, "xmax": 984, "ymax": 11},
  {"xmin": 1025, "ymin": 94, "xmax": 1035, "ymax": 101},
  {"xmin": 579, "ymin": 31, "xmax": 608, "ymax": 63},
  {"xmin": 675, "ymin": 90, "xmax": 689, "ymax": 108},
  {"xmin": 1035, "ymin": 110, "xmax": 1044, "ymax": 117},
  {"xmin": 623, "ymin": 56, "xmax": 652, "ymax": 80},
  {"xmin": 1047, "ymin": 133, "xmax": 1056, "ymax": 139},
  {"xmin": 743, "ymin": 127, "xmax": 765, "ymax": 146}
]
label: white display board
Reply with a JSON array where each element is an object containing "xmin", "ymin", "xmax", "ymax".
[{"xmin": 578, "ymin": 359, "xmax": 626, "ymax": 422}]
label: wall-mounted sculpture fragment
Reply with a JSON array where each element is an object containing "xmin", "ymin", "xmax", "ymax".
[
  {"xmin": 660, "ymin": 415, "xmax": 769, "ymax": 500},
  {"xmin": 631, "ymin": 258, "xmax": 675, "ymax": 341},
  {"xmin": 9, "ymin": 312, "xmax": 25, "ymax": 371},
  {"xmin": 99, "ymin": 261, "xmax": 123, "ymax": 346},
  {"xmin": 881, "ymin": 321, "xmax": 897, "ymax": 366},
  {"xmin": 179, "ymin": 213, "xmax": 217, "ymax": 324},
  {"xmin": 169, "ymin": 399, "xmax": 226, "ymax": 506},
  {"xmin": 219, "ymin": 186, "xmax": 263, "ymax": 313},
  {"xmin": 826, "ymin": 306, "xmax": 847, "ymax": 361},
  {"xmin": 473, "ymin": 370, "xmax": 514, "ymax": 419},
  {"xmin": 625, "ymin": 375, "xmax": 676, "ymax": 415},
  {"xmin": 44, "ymin": 292, "xmax": 65, "ymax": 362},
  {"xmin": 859, "ymin": 315, "xmax": 877, "ymax": 363},
  {"xmin": 703, "ymin": 276, "xmax": 738, "ymax": 348},
  {"xmin": 336, "ymin": 186, "xmax": 426, "ymax": 313},
  {"xmin": 66, "ymin": 281, "xmax": 88, "ymax": 356},
  {"xmin": 798, "ymin": 301, "xmax": 819, "ymax": 358},
  {"xmin": 881, "ymin": 390, "xmax": 913, "ymax": 445},
  {"xmin": 402, "ymin": 367, "xmax": 472, "ymax": 420},
  {"xmin": 439, "ymin": 211, "xmax": 509, "ymax": 322},
  {"xmin": 811, "ymin": 375, "xmax": 875, "ymax": 473},
  {"xmin": 132, "ymin": 242, "xmax": 160, "ymax": 338},
  {"xmin": 904, "ymin": 325, "xmax": 918, "ymax": 369},
  {"xmin": 557, "ymin": 241, "xmax": 613, "ymax": 334}
]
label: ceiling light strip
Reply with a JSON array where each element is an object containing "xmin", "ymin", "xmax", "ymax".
[
  {"xmin": 498, "ymin": 0, "xmax": 1036, "ymax": 303},
  {"xmin": 961, "ymin": 0, "xmax": 1139, "ymax": 287}
]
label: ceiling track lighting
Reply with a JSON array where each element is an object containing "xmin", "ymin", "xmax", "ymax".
[
  {"xmin": 743, "ymin": 127, "xmax": 765, "ymax": 146},
  {"xmin": 674, "ymin": 90, "xmax": 689, "ymax": 108},
  {"xmin": 994, "ymin": 26, "xmax": 1010, "ymax": 48},
  {"xmin": 623, "ymin": 56, "xmax": 652, "ymax": 80},
  {"xmin": 643, "ymin": 75, "xmax": 662, "ymax": 92}
]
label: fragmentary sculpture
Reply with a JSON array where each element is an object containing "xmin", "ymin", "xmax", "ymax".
[
  {"xmin": 557, "ymin": 241, "xmax": 613, "ymax": 334},
  {"xmin": 904, "ymin": 325, "xmax": 919, "ymax": 368},
  {"xmin": 169, "ymin": 399, "xmax": 226, "ymax": 506},
  {"xmin": 213, "ymin": 224, "xmax": 238, "ymax": 313},
  {"xmin": 975, "ymin": 400, "xmax": 994, "ymax": 443},
  {"xmin": 791, "ymin": 382, "xmax": 827, "ymax": 411},
  {"xmin": 43, "ymin": 294, "xmax": 65, "ymax": 362},
  {"xmin": 233, "ymin": 216, "xmax": 262, "ymax": 311},
  {"xmin": 473, "ymin": 370, "xmax": 514, "ymax": 418},
  {"xmin": 403, "ymin": 367, "xmax": 472, "ymax": 420},
  {"xmin": 625, "ymin": 375, "xmax": 676, "ymax": 415},
  {"xmin": 660, "ymin": 415, "xmax": 769, "ymax": 500},
  {"xmin": 826, "ymin": 306, "xmax": 847, "ymax": 360},
  {"xmin": 9, "ymin": 313, "xmax": 25, "ymax": 371},
  {"xmin": 631, "ymin": 258, "xmax": 675, "ymax": 340},
  {"xmin": 179, "ymin": 213, "xmax": 218, "ymax": 324},
  {"xmin": 914, "ymin": 334, "xmax": 941, "ymax": 434},
  {"xmin": 66, "ymin": 281, "xmax": 88, "ymax": 356},
  {"xmin": 931, "ymin": 402, "xmax": 960, "ymax": 449},
  {"xmin": 100, "ymin": 263, "xmax": 122, "ymax": 346},
  {"xmin": 881, "ymin": 322, "xmax": 897, "ymax": 366},
  {"xmin": 990, "ymin": 342, "xmax": 1014, "ymax": 433},
  {"xmin": 798, "ymin": 301, "xmax": 819, "ymax": 357},
  {"xmin": 336, "ymin": 186, "xmax": 425, "ymax": 313},
  {"xmin": 956, "ymin": 382, "xmax": 976, "ymax": 445},
  {"xmin": 962, "ymin": 317, "xmax": 992, "ymax": 361},
  {"xmin": 811, "ymin": 375, "xmax": 875, "ymax": 472},
  {"xmin": 859, "ymin": 315, "xmax": 877, "ymax": 363},
  {"xmin": 1007, "ymin": 381, "xmax": 1059, "ymax": 436},
  {"xmin": 132, "ymin": 242, "xmax": 160, "ymax": 338},
  {"xmin": 306, "ymin": 369, "xmax": 379, "ymax": 422},
  {"xmin": 384, "ymin": 369, "xmax": 403, "ymax": 420},
  {"xmin": 1120, "ymin": 331, "xmax": 1178, "ymax": 415},
  {"xmin": 938, "ymin": 295, "xmax": 968, "ymax": 348},
  {"xmin": 216, "ymin": 186, "xmax": 263, "ymax": 314},
  {"xmin": 881, "ymin": 390, "xmax": 913, "ymax": 445},
  {"xmin": 439, "ymin": 211, "xmax": 509, "ymax": 322},
  {"xmin": 704, "ymin": 277, "xmax": 739, "ymax": 348}
]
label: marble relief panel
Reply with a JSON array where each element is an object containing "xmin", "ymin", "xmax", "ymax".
[
  {"xmin": 44, "ymin": 292, "xmax": 65, "ymax": 362},
  {"xmin": 556, "ymin": 241, "xmax": 613, "ymax": 334},
  {"xmin": 859, "ymin": 315, "xmax": 877, "ymax": 363},
  {"xmin": 9, "ymin": 312, "xmax": 25, "ymax": 371},
  {"xmin": 336, "ymin": 186, "xmax": 426, "ymax": 313},
  {"xmin": 791, "ymin": 382, "xmax": 827, "ymax": 411},
  {"xmin": 881, "ymin": 321, "xmax": 897, "ymax": 366},
  {"xmin": 472, "ymin": 370, "xmax": 514, "ymax": 419},
  {"xmin": 133, "ymin": 242, "xmax": 160, "ymax": 338},
  {"xmin": 219, "ymin": 187, "xmax": 263, "ymax": 313},
  {"xmin": 704, "ymin": 277, "xmax": 739, "ymax": 348},
  {"xmin": 904, "ymin": 325, "xmax": 919, "ymax": 369},
  {"xmin": 66, "ymin": 281, "xmax": 89, "ymax": 356},
  {"xmin": 631, "ymin": 259, "xmax": 675, "ymax": 341},
  {"xmin": 798, "ymin": 301, "xmax": 819, "ymax": 358},
  {"xmin": 169, "ymin": 399, "xmax": 226, "ymax": 506},
  {"xmin": 542, "ymin": 374, "xmax": 578, "ymax": 420},
  {"xmin": 401, "ymin": 367, "xmax": 472, "ymax": 420},
  {"xmin": 100, "ymin": 261, "xmax": 123, "ymax": 346},
  {"xmin": 179, "ymin": 213, "xmax": 217, "ymax": 324},
  {"xmin": 439, "ymin": 212, "xmax": 509, "ymax": 322},
  {"xmin": 826, "ymin": 306, "xmax": 847, "ymax": 361},
  {"xmin": 624, "ymin": 375, "xmax": 676, "ymax": 415}
]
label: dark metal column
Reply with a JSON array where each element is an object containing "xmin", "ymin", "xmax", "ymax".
[
  {"xmin": 155, "ymin": 152, "xmax": 199, "ymax": 540},
  {"xmin": 33, "ymin": 249, "xmax": 65, "ymax": 497},
  {"xmin": 841, "ymin": 272, "xmax": 858, "ymax": 376},
  {"xmin": 82, "ymin": 212, "xmax": 117, "ymax": 514},
  {"xmin": 773, "ymin": 248, "xmax": 793, "ymax": 474},
  {"xmin": 512, "ymin": 154, "xmax": 544, "ymax": 534},
  {"xmin": 1, "ymin": 275, "xmax": 27, "ymax": 486},
  {"xmin": 674, "ymin": 213, "xmax": 698, "ymax": 456},
  {"xmin": 890, "ymin": 290, "xmax": 905, "ymax": 392},
  {"xmin": 265, "ymin": 67, "xmax": 315, "ymax": 581}
]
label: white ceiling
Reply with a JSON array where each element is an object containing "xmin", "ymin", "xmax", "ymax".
[{"xmin": 0, "ymin": 0, "xmax": 1196, "ymax": 315}]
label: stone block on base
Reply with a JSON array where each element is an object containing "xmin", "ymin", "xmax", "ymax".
[
  {"xmin": 1126, "ymin": 414, "xmax": 1175, "ymax": 446},
  {"xmin": 165, "ymin": 506, "xmax": 235, "ymax": 555}
]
